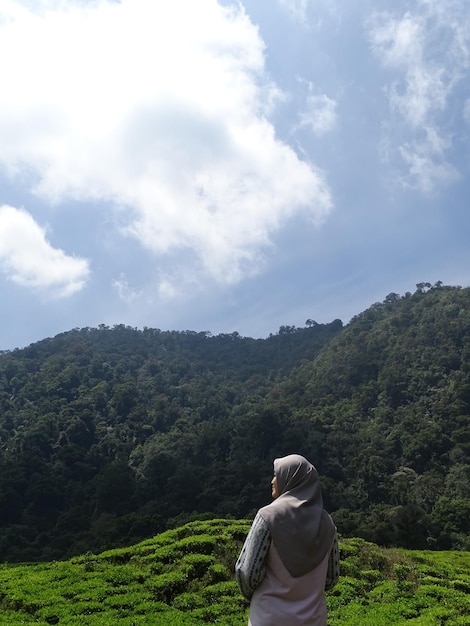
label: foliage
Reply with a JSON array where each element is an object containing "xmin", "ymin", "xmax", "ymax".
[
  {"xmin": 0, "ymin": 283, "xmax": 469, "ymax": 561},
  {"xmin": 0, "ymin": 519, "xmax": 469, "ymax": 625},
  {"xmin": 284, "ymin": 283, "xmax": 470, "ymax": 550},
  {"xmin": 0, "ymin": 321, "xmax": 340, "ymax": 561}
]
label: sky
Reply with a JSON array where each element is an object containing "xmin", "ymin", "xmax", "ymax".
[{"xmin": 0, "ymin": 0, "xmax": 469, "ymax": 350}]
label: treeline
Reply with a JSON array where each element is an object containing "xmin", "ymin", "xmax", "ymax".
[{"xmin": 0, "ymin": 282, "xmax": 469, "ymax": 561}]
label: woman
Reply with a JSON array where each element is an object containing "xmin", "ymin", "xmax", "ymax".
[{"xmin": 235, "ymin": 454, "xmax": 338, "ymax": 626}]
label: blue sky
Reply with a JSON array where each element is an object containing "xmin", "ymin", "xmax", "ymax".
[{"xmin": 1, "ymin": 0, "xmax": 469, "ymax": 350}]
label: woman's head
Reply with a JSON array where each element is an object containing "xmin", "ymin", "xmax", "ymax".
[{"xmin": 272, "ymin": 454, "xmax": 317, "ymax": 497}]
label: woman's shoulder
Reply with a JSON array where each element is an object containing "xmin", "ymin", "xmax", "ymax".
[{"xmin": 252, "ymin": 510, "xmax": 270, "ymax": 531}]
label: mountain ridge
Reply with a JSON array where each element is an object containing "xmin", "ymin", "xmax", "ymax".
[{"xmin": 0, "ymin": 282, "xmax": 469, "ymax": 561}]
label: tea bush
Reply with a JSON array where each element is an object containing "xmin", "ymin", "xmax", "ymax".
[{"xmin": 0, "ymin": 519, "xmax": 469, "ymax": 625}]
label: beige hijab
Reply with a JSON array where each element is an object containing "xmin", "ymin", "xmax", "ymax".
[{"xmin": 258, "ymin": 454, "xmax": 335, "ymax": 578}]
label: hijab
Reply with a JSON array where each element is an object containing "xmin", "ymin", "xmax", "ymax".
[{"xmin": 258, "ymin": 454, "xmax": 335, "ymax": 578}]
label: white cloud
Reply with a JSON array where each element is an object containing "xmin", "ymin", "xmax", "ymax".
[
  {"xmin": 111, "ymin": 273, "xmax": 141, "ymax": 303},
  {"xmin": 0, "ymin": 205, "xmax": 90, "ymax": 295},
  {"xmin": 277, "ymin": 0, "xmax": 338, "ymax": 26},
  {"xmin": 367, "ymin": 1, "xmax": 470, "ymax": 192},
  {"xmin": 158, "ymin": 278, "xmax": 180, "ymax": 300},
  {"xmin": 278, "ymin": 0, "xmax": 310, "ymax": 24},
  {"xmin": 297, "ymin": 93, "xmax": 337, "ymax": 135},
  {"xmin": 0, "ymin": 0, "xmax": 332, "ymax": 286},
  {"xmin": 400, "ymin": 137, "xmax": 459, "ymax": 194},
  {"xmin": 369, "ymin": 12, "xmax": 451, "ymax": 127}
]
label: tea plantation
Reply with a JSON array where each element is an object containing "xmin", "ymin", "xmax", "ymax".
[{"xmin": 0, "ymin": 519, "xmax": 469, "ymax": 625}]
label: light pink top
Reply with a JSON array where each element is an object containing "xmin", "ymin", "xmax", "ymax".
[{"xmin": 248, "ymin": 542, "xmax": 329, "ymax": 626}]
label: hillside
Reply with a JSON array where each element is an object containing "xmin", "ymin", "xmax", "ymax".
[
  {"xmin": 0, "ymin": 282, "xmax": 469, "ymax": 561},
  {"xmin": 0, "ymin": 519, "xmax": 469, "ymax": 625},
  {"xmin": 279, "ymin": 283, "xmax": 470, "ymax": 550}
]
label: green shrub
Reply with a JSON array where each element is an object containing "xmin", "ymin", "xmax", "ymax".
[
  {"xmin": 148, "ymin": 571, "xmax": 189, "ymax": 603},
  {"xmin": 0, "ymin": 521, "xmax": 469, "ymax": 625}
]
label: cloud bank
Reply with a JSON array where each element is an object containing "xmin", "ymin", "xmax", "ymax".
[
  {"xmin": 368, "ymin": 0, "xmax": 470, "ymax": 192},
  {"xmin": 0, "ymin": 0, "xmax": 332, "ymax": 289},
  {"xmin": 0, "ymin": 205, "xmax": 90, "ymax": 296}
]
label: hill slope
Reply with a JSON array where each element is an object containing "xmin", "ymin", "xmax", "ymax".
[
  {"xmin": 0, "ymin": 282, "xmax": 469, "ymax": 561},
  {"xmin": 0, "ymin": 321, "xmax": 342, "ymax": 561},
  {"xmin": 278, "ymin": 283, "xmax": 470, "ymax": 549},
  {"xmin": 0, "ymin": 519, "xmax": 469, "ymax": 625}
]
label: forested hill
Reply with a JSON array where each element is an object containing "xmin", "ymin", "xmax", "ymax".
[{"xmin": 1, "ymin": 283, "xmax": 469, "ymax": 562}]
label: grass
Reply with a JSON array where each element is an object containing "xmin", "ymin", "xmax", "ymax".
[{"xmin": 0, "ymin": 519, "xmax": 469, "ymax": 625}]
